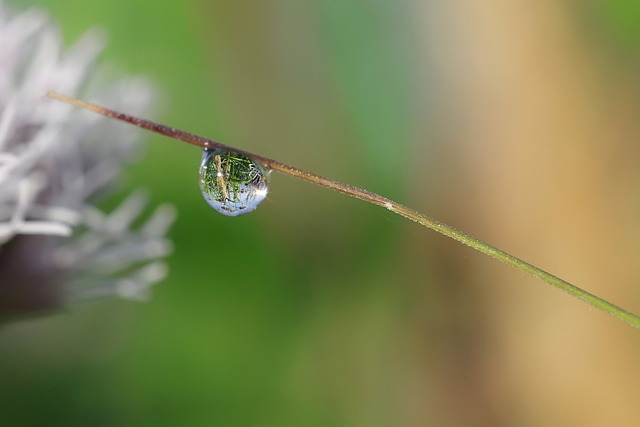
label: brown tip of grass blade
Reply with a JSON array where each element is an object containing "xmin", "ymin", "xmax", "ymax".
[{"xmin": 47, "ymin": 91, "xmax": 95, "ymax": 111}]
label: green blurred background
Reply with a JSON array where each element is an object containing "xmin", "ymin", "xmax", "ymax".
[{"xmin": 2, "ymin": 0, "xmax": 640, "ymax": 426}]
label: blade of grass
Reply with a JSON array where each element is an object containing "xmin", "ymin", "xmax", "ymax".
[{"xmin": 47, "ymin": 90, "xmax": 640, "ymax": 330}]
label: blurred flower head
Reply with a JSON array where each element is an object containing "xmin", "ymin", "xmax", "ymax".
[{"xmin": 0, "ymin": 1, "xmax": 175, "ymax": 320}]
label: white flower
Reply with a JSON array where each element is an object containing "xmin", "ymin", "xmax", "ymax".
[{"xmin": 0, "ymin": 1, "xmax": 175, "ymax": 319}]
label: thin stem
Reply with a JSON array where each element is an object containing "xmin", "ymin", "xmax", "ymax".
[{"xmin": 47, "ymin": 91, "xmax": 640, "ymax": 330}]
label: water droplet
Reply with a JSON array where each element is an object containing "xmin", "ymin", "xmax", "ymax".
[{"xmin": 199, "ymin": 149, "xmax": 270, "ymax": 216}]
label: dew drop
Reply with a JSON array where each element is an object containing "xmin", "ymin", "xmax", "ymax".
[{"xmin": 199, "ymin": 149, "xmax": 270, "ymax": 216}]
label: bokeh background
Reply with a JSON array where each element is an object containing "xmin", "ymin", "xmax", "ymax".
[{"xmin": 3, "ymin": 0, "xmax": 640, "ymax": 425}]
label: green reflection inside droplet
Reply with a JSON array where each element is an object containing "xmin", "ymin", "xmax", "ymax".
[{"xmin": 199, "ymin": 149, "xmax": 270, "ymax": 216}]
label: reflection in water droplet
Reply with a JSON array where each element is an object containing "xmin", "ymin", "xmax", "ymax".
[{"xmin": 199, "ymin": 149, "xmax": 270, "ymax": 216}]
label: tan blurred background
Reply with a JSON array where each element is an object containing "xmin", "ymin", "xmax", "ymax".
[{"xmin": 3, "ymin": 0, "xmax": 640, "ymax": 425}]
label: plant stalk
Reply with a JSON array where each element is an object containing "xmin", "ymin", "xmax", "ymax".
[{"xmin": 47, "ymin": 91, "xmax": 640, "ymax": 330}]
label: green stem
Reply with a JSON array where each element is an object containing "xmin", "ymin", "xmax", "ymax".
[
  {"xmin": 264, "ymin": 160, "xmax": 640, "ymax": 329},
  {"xmin": 391, "ymin": 203, "xmax": 640, "ymax": 328},
  {"xmin": 47, "ymin": 91, "xmax": 640, "ymax": 330}
]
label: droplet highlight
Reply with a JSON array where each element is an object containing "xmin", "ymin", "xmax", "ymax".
[{"xmin": 199, "ymin": 149, "xmax": 270, "ymax": 216}]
